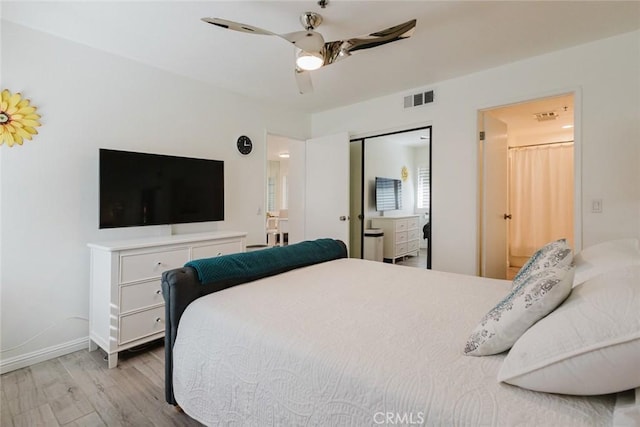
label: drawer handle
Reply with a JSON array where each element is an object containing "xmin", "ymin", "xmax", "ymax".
[
  {"xmin": 155, "ymin": 289, "xmax": 162, "ymax": 295},
  {"xmin": 155, "ymin": 317, "xmax": 162, "ymax": 323},
  {"xmin": 216, "ymin": 252, "xmax": 222, "ymax": 257},
  {"xmin": 156, "ymin": 261, "xmax": 162, "ymax": 266}
]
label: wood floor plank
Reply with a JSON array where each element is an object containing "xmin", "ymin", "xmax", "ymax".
[
  {"xmin": 110, "ymin": 365, "xmax": 198, "ymax": 427},
  {"xmin": 148, "ymin": 341, "xmax": 165, "ymax": 361},
  {"xmin": 1, "ymin": 366, "xmax": 36, "ymax": 398},
  {"xmin": 12, "ymin": 403, "xmax": 60, "ymax": 427},
  {"xmin": 3, "ymin": 367, "xmax": 49, "ymax": 416},
  {"xmin": 2, "ymin": 344, "xmax": 204, "ymax": 427},
  {"xmin": 129, "ymin": 352, "xmax": 165, "ymax": 389},
  {"xmin": 28, "ymin": 358, "xmax": 97, "ymax": 425},
  {"xmin": 58, "ymin": 350, "xmax": 118, "ymax": 396},
  {"xmin": 30, "ymin": 359, "xmax": 85, "ymax": 400},
  {"xmin": 49, "ymin": 391, "xmax": 95, "ymax": 425},
  {"xmin": 85, "ymin": 387, "xmax": 154, "ymax": 427},
  {"xmin": 1, "ymin": 388, "xmax": 15, "ymax": 427},
  {"xmin": 61, "ymin": 411, "xmax": 106, "ymax": 427}
]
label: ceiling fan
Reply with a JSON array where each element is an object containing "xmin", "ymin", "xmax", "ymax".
[{"xmin": 201, "ymin": 12, "xmax": 416, "ymax": 94}]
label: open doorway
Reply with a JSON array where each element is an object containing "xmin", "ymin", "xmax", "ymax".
[
  {"xmin": 351, "ymin": 126, "xmax": 432, "ymax": 269},
  {"xmin": 266, "ymin": 132, "xmax": 350, "ymax": 247},
  {"xmin": 265, "ymin": 134, "xmax": 300, "ymax": 247},
  {"xmin": 479, "ymin": 93, "xmax": 575, "ymax": 279}
]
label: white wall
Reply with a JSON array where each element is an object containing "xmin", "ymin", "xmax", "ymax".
[
  {"xmin": 312, "ymin": 31, "xmax": 640, "ymax": 276},
  {"xmin": 0, "ymin": 22, "xmax": 309, "ymax": 370}
]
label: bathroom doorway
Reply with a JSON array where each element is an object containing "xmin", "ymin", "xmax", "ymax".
[{"xmin": 479, "ymin": 93, "xmax": 576, "ymax": 279}]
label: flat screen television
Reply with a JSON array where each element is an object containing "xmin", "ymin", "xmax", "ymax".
[
  {"xmin": 99, "ymin": 149, "xmax": 224, "ymax": 228},
  {"xmin": 375, "ymin": 176, "xmax": 402, "ymax": 211}
]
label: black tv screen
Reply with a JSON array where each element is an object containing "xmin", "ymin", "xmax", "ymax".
[
  {"xmin": 99, "ymin": 149, "xmax": 224, "ymax": 228},
  {"xmin": 375, "ymin": 176, "xmax": 402, "ymax": 211}
]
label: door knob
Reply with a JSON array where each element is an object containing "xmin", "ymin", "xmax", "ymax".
[
  {"xmin": 503, "ymin": 214, "xmax": 512, "ymax": 220},
  {"xmin": 339, "ymin": 216, "xmax": 347, "ymax": 221}
]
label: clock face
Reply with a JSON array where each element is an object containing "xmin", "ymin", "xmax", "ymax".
[{"xmin": 237, "ymin": 135, "xmax": 253, "ymax": 155}]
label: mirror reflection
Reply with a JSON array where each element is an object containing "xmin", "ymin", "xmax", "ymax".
[
  {"xmin": 351, "ymin": 127, "xmax": 431, "ymax": 269},
  {"xmin": 266, "ymin": 136, "xmax": 291, "ymax": 246}
]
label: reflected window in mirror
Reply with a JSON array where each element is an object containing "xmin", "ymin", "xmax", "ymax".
[{"xmin": 417, "ymin": 166, "xmax": 430, "ymax": 214}]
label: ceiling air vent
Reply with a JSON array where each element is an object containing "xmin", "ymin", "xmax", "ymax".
[
  {"xmin": 534, "ymin": 111, "xmax": 559, "ymax": 121},
  {"xmin": 404, "ymin": 90, "xmax": 434, "ymax": 109}
]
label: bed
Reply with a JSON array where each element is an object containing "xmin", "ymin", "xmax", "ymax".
[{"xmin": 161, "ymin": 238, "xmax": 639, "ymax": 426}]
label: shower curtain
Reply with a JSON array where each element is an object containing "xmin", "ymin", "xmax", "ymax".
[{"xmin": 509, "ymin": 142, "xmax": 574, "ymax": 266}]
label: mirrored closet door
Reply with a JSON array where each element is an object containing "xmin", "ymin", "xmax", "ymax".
[{"xmin": 350, "ymin": 126, "xmax": 432, "ymax": 269}]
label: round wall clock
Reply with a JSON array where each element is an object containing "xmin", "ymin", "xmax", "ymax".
[{"xmin": 237, "ymin": 135, "xmax": 253, "ymax": 155}]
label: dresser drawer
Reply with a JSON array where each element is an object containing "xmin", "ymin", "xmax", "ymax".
[
  {"xmin": 120, "ymin": 280, "xmax": 164, "ymax": 314},
  {"xmin": 395, "ymin": 231, "xmax": 408, "ymax": 244},
  {"xmin": 408, "ymin": 229, "xmax": 420, "ymax": 241},
  {"xmin": 119, "ymin": 306, "xmax": 165, "ymax": 345},
  {"xmin": 394, "ymin": 220, "xmax": 408, "ymax": 232},
  {"xmin": 395, "ymin": 242, "xmax": 408, "ymax": 256},
  {"xmin": 120, "ymin": 248, "xmax": 189, "ymax": 284},
  {"xmin": 407, "ymin": 217, "xmax": 420, "ymax": 230},
  {"xmin": 407, "ymin": 239, "xmax": 419, "ymax": 252},
  {"xmin": 192, "ymin": 240, "xmax": 242, "ymax": 260}
]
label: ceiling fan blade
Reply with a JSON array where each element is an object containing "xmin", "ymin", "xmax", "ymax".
[
  {"xmin": 295, "ymin": 68, "xmax": 314, "ymax": 94},
  {"xmin": 347, "ymin": 19, "xmax": 416, "ymax": 52},
  {"xmin": 202, "ymin": 18, "xmax": 325, "ymax": 53},
  {"xmin": 322, "ymin": 19, "xmax": 417, "ymax": 65},
  {"xmin": 282, "ymin": 30, "xmax": 325, "ymax": 53},
  {"xmin": 369, "ymin": 19, "xmax": 417, "ymax": 39},
  {"xmin": 201, "ymin": 18, "xmax": 276, "ymax": 36}
]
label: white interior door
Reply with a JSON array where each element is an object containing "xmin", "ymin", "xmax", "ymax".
[
  {"xmin": 481, "ymin": 114, "xmax": 509, "ymax": 279},
  {"xmin": 305, "ymin": 132, "xmax": 350, "ymax": 245}
]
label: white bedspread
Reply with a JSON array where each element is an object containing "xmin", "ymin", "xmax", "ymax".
[{"xmin": 173, "ymin": 258, "xmax": 615, "ymax": 426}]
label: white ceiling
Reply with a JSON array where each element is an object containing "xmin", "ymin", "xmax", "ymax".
[
  {"xmin": 487, "ymin": 94, "xmax": 574, "ymax": 130},
  {"xmin": 487, "ymin": 93, "xmax": 575, "ymax": 145},
  {"xmin": 3, "ymin": 1, "xmax": 639, "ymax": 113}
]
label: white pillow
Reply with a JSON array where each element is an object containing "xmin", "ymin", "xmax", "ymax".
[
  {"xmin": 464, "ymin": 265, "xmax": 574, "ymax": 356},
  {"xmin": 573, "ymin": 238, "xmax": 640, "ymax": 286},
  {"xmin": 512, "ymin": 239, "xmax": 572, "ymax": 289},
  {"xmin": 499, "ymin": 265, "xmax": 640, "ymax": 395}
]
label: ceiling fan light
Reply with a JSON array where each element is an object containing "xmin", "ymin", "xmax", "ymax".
[{"xmin": 296, "ymin": 51, "xmax": 324, "ymax": 71}]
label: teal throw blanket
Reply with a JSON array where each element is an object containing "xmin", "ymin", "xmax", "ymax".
[{"xmin": 185, "ymin": 238, "xmax": 347, "ymax": 286}]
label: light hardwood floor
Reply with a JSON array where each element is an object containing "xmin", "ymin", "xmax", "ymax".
[
  {"xmin": 395, "ymin": 248, "xmax": 428, "ymax": 268},
  {"xmin": 0, "ymin": 340, "xmax": 203, "ymax": 427}
]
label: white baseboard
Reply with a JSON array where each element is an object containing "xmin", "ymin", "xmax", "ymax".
[{"xmin": 0, "ymin": 336, "xmax": 89, "ymax": 374}]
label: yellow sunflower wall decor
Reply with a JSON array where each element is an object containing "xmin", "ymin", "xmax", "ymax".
[
  {"xmin": 401, "ymin": 166, "xmax": 409, "ymax": 182},
  {"xmin": 0, "ymin": 89, "xmax": 42, "ymax": 147}
]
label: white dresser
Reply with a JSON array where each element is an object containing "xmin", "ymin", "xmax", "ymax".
[
  {"xmin": 371, "ymin": 215, "xmax": 421, "ymax": 263},
  {"xmin": 88, "ymin": 231, "xmax": 246, "ymax": 368}
]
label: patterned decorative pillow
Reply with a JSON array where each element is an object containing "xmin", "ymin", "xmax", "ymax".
[
  {"xmin": 464, "ymin": 265, "xmax": 575, "ymax": 356},
  {"xmin": 512, "ymin": 239, "xmax": 572, "ymax": 289}
]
